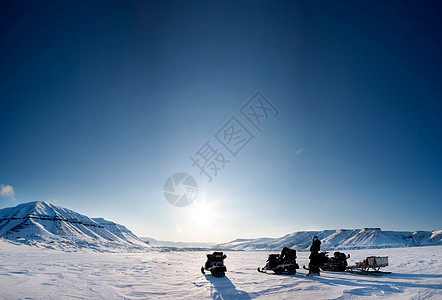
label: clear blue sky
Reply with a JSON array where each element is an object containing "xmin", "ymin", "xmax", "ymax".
[{"xmin": 1, "ymin": 1, "xmax": 441, "ymax": 243}]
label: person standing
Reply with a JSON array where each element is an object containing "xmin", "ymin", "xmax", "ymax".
[{"xmin": 308, "ymin": 236, "xmax": 321, "ymax": 275}]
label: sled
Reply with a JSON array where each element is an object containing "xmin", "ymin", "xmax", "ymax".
[{"xmin": 346, "ymin": 256, "xmax": 391, "ymax": 276}]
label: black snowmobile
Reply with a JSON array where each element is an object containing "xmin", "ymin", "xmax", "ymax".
[
  {"xmin": 303, "ymin": 251, "xmax": 350, "ymax": 274},
  {"xmin": 201, "ymin": 252, "xmax": 227, "ymax": 277},
  {"xmin": 320, "ymin": 251, "xmax": 350, "ymax": 271},
  {"xmin": 257, "ymin": 247, "xmax": 299, "ymax": 274}
]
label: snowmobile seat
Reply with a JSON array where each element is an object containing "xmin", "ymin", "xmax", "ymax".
[
  {"xmin": 284, "ymin": 249, "xmax": 297, "ymax": 262},
  {"xmin": 266, "ymin": 254, "xmax": 280, "ymax": 269},
  {"xmin": 211, "ymin": 252, "xmax": 226, "ymax": 262},
  {"xmin": 336, "ymin": 252, "xmax": 347, "ymax": 262}
]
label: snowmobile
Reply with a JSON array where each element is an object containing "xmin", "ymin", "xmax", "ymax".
[
  {"xmin": 303, "ymin": 251, "xmax": 349, "ymax": 275},
  {"xmin": 201, "ymin": 252, "xmax": 227, "ymax": 277},
  {"xmin": 320, "ymin": 251, "xmax": 350, "ymax": 271},
  {"xmin": 257, "ymin": 248, "xmax": 299, "ymax": 274}
]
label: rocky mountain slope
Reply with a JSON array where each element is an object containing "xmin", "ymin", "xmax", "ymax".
[
  {"xmin": 0, "ymin": 201, "xmax": 149, "ymax": 251},
  {"xmin": 215, "ymin": 228, "xmax": 442, "ymax": 250}
]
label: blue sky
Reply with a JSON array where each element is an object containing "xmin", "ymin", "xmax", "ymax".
[{"xmin": 1, "ymin": 1, "xmax": 441, "ymax": 243}]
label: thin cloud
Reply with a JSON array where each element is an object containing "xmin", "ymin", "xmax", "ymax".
[
  {"xmin": 294, "ymin": 147, "xmax": 307, "ymax": 155},
  {"xmin": 0, "ymin": 184, "xmax": 16, "ymax": 200}
]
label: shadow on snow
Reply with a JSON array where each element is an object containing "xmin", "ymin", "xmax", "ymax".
[
  {"xmin": 309, "ymin": 272, "xmax": 442, "ymax": 299},
  {"xmin": 205, "ymin": 275, "xmax": 251, "ymax": 300}
]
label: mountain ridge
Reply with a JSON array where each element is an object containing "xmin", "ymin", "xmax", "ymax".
[
  {"xmin": 214, "ymin": 228, "xmax": 442, "ymax": 251},
  {"xmin": 2, "ymin": 202, "xmax": 441, "ymax": 252},
  {"xmin": 140, "ymin": 236, "xmax": 213, "ymax": 248},
  {"xmin": 0, "ymin": 201, "xmax": 149, "ymax": 251}
]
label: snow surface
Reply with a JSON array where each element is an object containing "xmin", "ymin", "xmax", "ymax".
[{"xmin": 0, "ymin": 239, "xmax": 440, "ymax": 299}]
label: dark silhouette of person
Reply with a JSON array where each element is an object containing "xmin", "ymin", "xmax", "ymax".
[
  {"xmin": 308, "ymin": 236, "xmax": 321, "ymax": 275},
  {"xmin": 310, "ymin": 235, "xmax": 321, "ymax": 252}
]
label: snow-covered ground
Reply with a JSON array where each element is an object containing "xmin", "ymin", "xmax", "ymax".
[{"xmin": 0, "ymin": 240, "xmax": 440, "ymax": 299}]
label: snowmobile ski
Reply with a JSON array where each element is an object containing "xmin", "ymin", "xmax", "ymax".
[
  {"xmin": 258, "ymin": 267, "xmax": 297, "ymax": 275},
  {"xmin": 303, "ymin": 265, "xmax": 320, "ymax": 276},
  {"xmin": 346, "ymin": 269, "xmax": 391, "ymax": 276}
]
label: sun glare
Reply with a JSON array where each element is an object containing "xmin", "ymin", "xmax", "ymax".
[{"xmin": 188, "ymin": 196, "xmax": 218, "ymax": 229}]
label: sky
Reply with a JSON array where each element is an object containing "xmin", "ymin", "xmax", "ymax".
[{"xmin": 1, "ymin": 1, "xmax": 441, "ymax": 243}]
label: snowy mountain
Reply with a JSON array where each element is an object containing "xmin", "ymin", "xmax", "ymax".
[
  {"xmin": 215, "ymin": 228, "xmax": 442, "ymax": 251},
  {"xmin": 0, "ymin": 201, "xmax": 149, "ymax": 251}
]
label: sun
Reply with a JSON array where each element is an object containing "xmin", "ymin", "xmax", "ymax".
[{"xmin": 188, "ymin": 196, "xmax": 218, "ymax": 229}]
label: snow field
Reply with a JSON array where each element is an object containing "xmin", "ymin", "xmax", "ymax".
[{"xmin": 0, "ymin": 240, "xmax": 440, "ymax": 299}]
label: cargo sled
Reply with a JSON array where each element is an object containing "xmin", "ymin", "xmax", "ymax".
[
  {"xmin": 201, "ymin": 252, "xmax": 227, "ymax": 277},
  {"xmin": 347, "ymin": 256, "xmax": 391, "ymax": 276},
  {"xmin": 257, "ymin": 248, "xmax": 299, "ymax": 274}
]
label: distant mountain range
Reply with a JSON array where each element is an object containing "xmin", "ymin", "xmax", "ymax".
[
  {"xmin": 2, "ymin": 202, "xmax": 441, "ymax": 252},
  {"xmin": 140, "ymin": 236, "xmax": 213, "ymax": 248},
  {"xmin": 214, "ymin": 228, "xmax": 442, "ymax": 251},
  {"xmin": 0, "ymin": 201, "xmax": 149, "ymax": 251}
]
